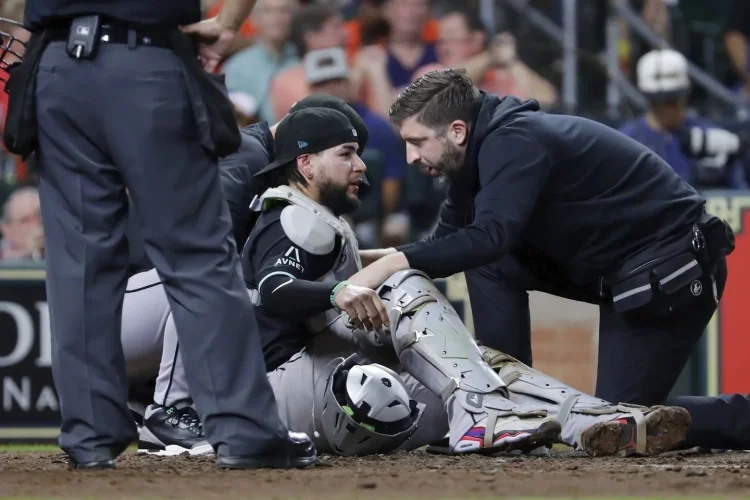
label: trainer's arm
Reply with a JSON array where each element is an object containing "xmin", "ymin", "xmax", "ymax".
[{"xmin": 350, "ymin": 132, "xmax": 553, "ymax": 287}]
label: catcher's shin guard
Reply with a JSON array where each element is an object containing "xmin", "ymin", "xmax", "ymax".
[
  {"xmin": 365, "ymin": 270, "xmax": 560, "ymax": 454},
  {"xmin": 479, "ymin": 346, "xmax": 691, "ymax": 456}
]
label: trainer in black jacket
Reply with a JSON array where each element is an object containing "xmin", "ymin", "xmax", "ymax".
[{"xmin": 350, "ymin": 70, "xmax": 734, "ymax": 411}]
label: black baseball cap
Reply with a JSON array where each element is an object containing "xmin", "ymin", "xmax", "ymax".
[
  {"xmin": 290, "ymin": 94, "xmax": 369, "ymax": 154},
  {"xmin": 254, "ymin": 107, "xmax": 360, "ymax": 177}
]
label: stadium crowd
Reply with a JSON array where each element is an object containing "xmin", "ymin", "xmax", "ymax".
[{"xmin": 1, "ymin": 0, "xmax": 749, "ymax": 261}]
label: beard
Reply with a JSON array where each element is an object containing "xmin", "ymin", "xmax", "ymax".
[
  {"xmin": 424, "ymin": 138, "xmax": 465, "ymax": 182},
  {"xmin": 318, "ymin": 179, "xmax": 361, "ymax": 216}
]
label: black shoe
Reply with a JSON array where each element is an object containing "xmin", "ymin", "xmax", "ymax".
[
  {"xmin": 68, "ymin": 458, "xmax": 116, "ymax": 470},
  {"xmin": 216, "ymin": 431, "xmax": 317, "ymax": 470},
  {"xmin": 138, "ymin": 404, "xmax": 213, "ymax": 456}
]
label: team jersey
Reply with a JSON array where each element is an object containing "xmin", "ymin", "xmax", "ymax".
[{"xmin": 241, "ymin": 203, "xmax": 342, "ymax": 372}]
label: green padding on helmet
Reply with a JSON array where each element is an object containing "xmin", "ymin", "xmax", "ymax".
[{"xmin": 342, "ymin": 405, "xmax": 376, "ymax": 431}]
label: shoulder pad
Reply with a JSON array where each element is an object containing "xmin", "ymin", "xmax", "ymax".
[{"xmin": 280, "ymin": 205, "xmax": 336, "ymax": 255}]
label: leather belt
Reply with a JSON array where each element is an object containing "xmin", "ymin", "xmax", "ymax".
[{"xmin": 48, "ymin": 22, "xmax": 172, "ymax": 49}]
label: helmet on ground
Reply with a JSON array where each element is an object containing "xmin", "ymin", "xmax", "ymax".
[{"xmin": 320, "ymin": 354, "xmax": 424, "ymax": 456}]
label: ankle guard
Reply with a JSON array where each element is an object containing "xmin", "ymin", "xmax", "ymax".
[{"xmin": 479, "ymin": 346, "xmax": 648, "ymax": 424}]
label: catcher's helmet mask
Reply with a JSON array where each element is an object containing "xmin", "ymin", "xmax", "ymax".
[{"xmin": 0, "ymin": 18, "xmax": 28, "ymax": 93}]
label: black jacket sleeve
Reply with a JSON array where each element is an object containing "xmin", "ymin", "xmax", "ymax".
[
  {"xmin": 430, "ymin": 195, "xmax": 470, "ymax": 240},
  {"xmin": 400, "ymin": 131, "xmax": 553, "ymax": 279},
  {"xmin": 219, "ymin": 130, "xmax": 271, "ymax": 249}
]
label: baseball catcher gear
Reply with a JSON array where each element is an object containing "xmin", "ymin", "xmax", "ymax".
[
  {"xmin": 353, "ymin": 269, "xmax": 561, "ymax": 454},
  {"xmin": 320, "ymin": 354, "xmax": 424, "ymax": 456},
  {"xmin": 479, "ymin": 346, "xmax": 692, "ymax": 456}
]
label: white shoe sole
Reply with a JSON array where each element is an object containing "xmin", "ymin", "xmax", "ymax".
[{"xmin": 137, "ymin": 443, "xmax": 214, "ymax": 457}]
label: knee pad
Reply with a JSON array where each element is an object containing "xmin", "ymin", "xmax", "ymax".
[
  {"xmin": 320, "ymin": 354, "xmax": 425, "ymax": 456},
  {"xmin": 376, "ymin": 270, "xmax": 506, "ymax": 402}
]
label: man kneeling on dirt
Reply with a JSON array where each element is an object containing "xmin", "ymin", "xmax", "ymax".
[{"xmin": 234, "ymin": 107, "xmax": 691, "ymax": 458}]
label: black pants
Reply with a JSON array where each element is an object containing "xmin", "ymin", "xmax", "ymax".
[
  {"xmin": 35, "ymin": 41, "xmax": 287, "ymax": 462},
  {"xmin": 464, "ymin": 253, "xmax": 744, "ymax": 448}
]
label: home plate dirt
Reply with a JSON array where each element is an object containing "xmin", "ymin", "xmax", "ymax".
[{"xmin": 1, "ymin": 449, "xmax": 750, "ymax": 499}]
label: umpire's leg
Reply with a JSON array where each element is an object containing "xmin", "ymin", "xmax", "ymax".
[
  {"xmin": 35, "ymin": 42, "xmax": 135, "ymax": 462},
  {"xmin": 595, "ymin": 258, "xmax": 727, "ymax": 406},
  {"xmin": 102, "ymin": 43, "xmax": 286, "ymax": 456}
]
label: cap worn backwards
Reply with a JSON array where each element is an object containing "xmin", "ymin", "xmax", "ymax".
[{"xmin": 254, "ymin": 107, "xmax": 359, "ymax": 177}]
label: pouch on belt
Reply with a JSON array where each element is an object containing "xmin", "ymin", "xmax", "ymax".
[
  {"xmin": 168, "ymin": 31, "xmax": 241, "ymax": 158},
  {"xmin": 608, "ymin": 251, "xmax": 705, "ymax": 319}
]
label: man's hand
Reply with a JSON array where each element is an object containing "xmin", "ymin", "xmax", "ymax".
[
  {"xmin": 359, "ymin": 248, "xmax": 397, "ymax": 267},
  {"xmin": 180, "ymin": 17, "xmax": 238, "ymax": 73},
  {"xmin": 334, "ymin": 283, "xmax": 389, "ymax": 332}
]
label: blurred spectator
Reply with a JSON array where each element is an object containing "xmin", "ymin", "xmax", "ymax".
[
  {"xmin": 269, "ymin": 3, "xmax": 348, "ymax": 121},
  {"xmin": 344, "ymin": 0, "xmax": 438, "ymax": 58},
  {"xmin": 228, "ymin": 91, "xmax": 260, "ymax": 127},
  {"xmin": 619, "ymin": 49, "xmax": 748, "ymax": 191},
  {"xmin": 0, "ymin": 21, "xmax": 32, "ymax": 193},
  {"xmin": 303, "ymin": 47, "xmax": 408, "ymax": 247},
  {"xmin": 224, "ymin": 0, "xmax": 298, "ymax": 124},
  {"xmin": 413, "ymin": 5, "xmax": 557, "ymax": 107},
  {"xmin": 723, "ymin": 0, "xmax": 750, "ymax": 99},
  {"xmin": 0, "ymin": 186, "xmax": 44, "ymax": 262},
  {"xmin": 352, "ymin": 0, "xmax": 438, "ymax": 117}
]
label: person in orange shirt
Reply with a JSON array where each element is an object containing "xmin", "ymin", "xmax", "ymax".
[{"xmin": 413, "ymin": 5, "xmax": 558, "ymax": 108}]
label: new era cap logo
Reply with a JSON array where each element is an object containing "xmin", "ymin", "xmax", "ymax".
[
  {"xmin": 352, "ymin": 128, "xmax": 357, "ymax": 137},
  {"xmin": 298, "ymin": 141, "xmax": 308, "ymax": 148}
]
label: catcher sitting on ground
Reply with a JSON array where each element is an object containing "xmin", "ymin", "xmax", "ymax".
[
  {"xmin": 237, "ymin": 107, "xmax": 691, "ymax": 458},
  {"xmin": 121, "ymin": 107, "xmax": 691, "ymax": 458}
]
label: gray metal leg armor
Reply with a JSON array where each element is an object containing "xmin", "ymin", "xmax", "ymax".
[
  {"xmin": 478, "ymin": 346, "xmax": 691, "ymax": 455},
  {"xmin": 355, "ymin": 270, "xmax": 561, "ymax": 454}
]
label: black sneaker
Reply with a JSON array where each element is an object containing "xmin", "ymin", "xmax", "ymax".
[
  {"xmin": 216, "ymin": 431, "xmax": 317, "ymax": 469},
  {"xmin": 137, "ymin": 404, "xmax": 213, "ymax": 456}
]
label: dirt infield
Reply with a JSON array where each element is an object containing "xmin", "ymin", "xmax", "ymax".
[{"xmin": 1, "ymin": 448, "xmax": 750, "ymax": 499}]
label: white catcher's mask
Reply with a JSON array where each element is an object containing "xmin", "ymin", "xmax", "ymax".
[{"xmin": 320, "ymin": 354, "xmax": 424, "ymax": 456}]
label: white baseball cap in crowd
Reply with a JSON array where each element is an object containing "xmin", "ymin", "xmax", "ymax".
[
  {"xmin": 228, "ymin": 91, "xmax": 259, "ymax": 117},
  {"xmin": 303, "ymin": 47, "xmax": 350, "ymax": 85}
]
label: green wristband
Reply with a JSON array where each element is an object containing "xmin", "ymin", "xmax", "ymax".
[{"xmin": 330, "ymin": 280, "xmax": 351, "ymax": 307}]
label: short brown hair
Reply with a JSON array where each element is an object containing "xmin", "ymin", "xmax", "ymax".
[{"xmin": 389, "ymin": 69, "xmax": 480, "ymax": 129}]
